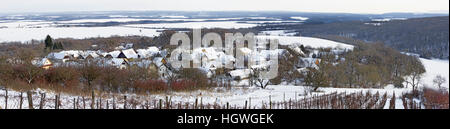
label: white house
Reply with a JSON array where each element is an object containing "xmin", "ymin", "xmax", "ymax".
[
  {"xmin": 118, "ymin": 49, "xmax": 139, "ymax": 59},
  {"xmin": 32, "ymin": 58, "xmax": 53, "ymax": 70}
]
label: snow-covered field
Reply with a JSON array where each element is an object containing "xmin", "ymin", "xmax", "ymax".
[
  {"xmin": 257, "ymin": 35, "xmax": 354, "ymax": 49},
  {"xmin": 290, "ymin": 16, "xmax": 309, "ymax": 21},
  {"xmin": 0, "ymin": 19, "xmax": 261, "ymax": 42},
  {"xmin": 124, "ymin": 21, "xmax": 257, "ymax": 29},
  {"xmin": 260, "ymin": 30, "xmax": 298, "ymax": 36},
  {"xmin": 0, "ymin": 27, "xmax": 162, "ymax": 42},
  {"xmin": 143, "ymin": 57, "xmax": 448, "ymax": 109},
  {"xmin": 56, "ymin": 18, "xmax": 147, "ymax": 23},
  {"xmin": 420, "ymin": 59, "xmax": 449, "ymax": 90}
]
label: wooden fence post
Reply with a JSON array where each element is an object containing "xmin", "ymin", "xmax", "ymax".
[
  {"xmin": 249, "ymin": 98, "xmax": 251, "ymax": 109},
  {"xmin": 82, "ymin": 96, "xmax": 86, "ymax": 109},
  {"xmin": 91, "ymin": 90, "xmax": 95, "ymax": 109},
  {"xmin": 147, "ymin": 100, "xmax": 150, "ymax": 109},
  {"xmin": 244, "ymin": 100, "xmax": 248, "ymax": 109},
  {"xmin": 200, "ymin": 98, "xmax": 203, "ymax": 109},
  {"xmin": 289, "ymin": 99, "xmax": 292, "ymax": 109},
  {"xmin": 261, "ymin": 100, "xmax": 264, "ymax": 109},
  {"xmin": 19, "ymin": 92, "xmax": 23, "ymax": 109},
  {"xmin": 99, "ymin": 96, "xmax": 102, "ymax": 109},
  {"xmin": 269, "ymin": 95, "xmax": 272, "ymax": 109},
  {"xmin": 4, "ymin": 89, "xmax": 8, "ymax": 109},
  {"xmin": 159, "ymin": 99, "xmax": 162, "ymax": 109},
  {"xmin": 39, "ymin": 93, "xmax": 46, "ymax": 109},
  {"xmin": 75, "ymin": 97, "xmax": 79, "ymax": 109},
  {"xmin": 165, "ymin": 96, "xmax": 169, "ymax": 109},
  {"xmin": 113, "ymin": 96, "xmax": 116, "ymax": 109},
  {"xmin": 55, "ymin": 94, "xmax": 59, "ymax": 109},
  {"xmin": 295, "ymin": 92, "xmax": 297, "ymax": 101},
  {"xmin": 124, "ymin": 95, "xmax": 127, "ymax": 109},
  {"xmin": 194, "ymin": 98, "xmax": 198, "ymax": 109},
  {"xmin": 27, "ymin": 91, "xmax": 34, "ymax": 109},
  {"xmin": 73, "ymin": 98, "xmax": 76, "ymax": 109}
]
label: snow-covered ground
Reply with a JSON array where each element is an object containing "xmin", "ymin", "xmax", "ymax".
[
  {"xmin": 56, "ymin": 18, "xmax": 147, "ymax": 23},
  {"xmin": 1, "ymin": 58, "xmax": 446, "ymax": 109},
  {"xmin": 260, "ymin": 30, "xmax": 298, "ymax": 36},
  {"xmin": 0, "ymin": 20, "xmax": 54, "ymax": 28},
  {"xmin": 371, "ymin": 18, "xmax": 408, "ymax": 22},
  {"xmin": 420, "ymin": 58, "xmax": 449, "ymax": 90},
  {"xmin": 290, "ymin": 17, "xmax": 309, "ymax": 21},
  {"xmin": 124, "ymin": 21, "xmax": 257, "ymax": 29},
  {"xmin": 257, "ymin": 35, "xmax": 354, "ymax": 50},
  {"xmin": 0, "ymin": 27, "xmax": 162, "ymax": 42},
  {"xmin": 0, "ymin": 17, "xmax": 448, "ymax": 109},
  {"xmin": 0, "ymin": 19, "xmax": 259, "ymax": 42}
]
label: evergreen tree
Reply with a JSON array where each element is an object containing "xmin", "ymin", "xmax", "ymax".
[
  {"xmin": 44, "ymin": 35, "xmax": 53, "ymax": 50},
  {"xmin": 58, "ymin": 42, "xmax": 64, "ymax": 50},
  {"xmin": 52, "ymin": 42, "xmax": 64, "ymax": 50}
]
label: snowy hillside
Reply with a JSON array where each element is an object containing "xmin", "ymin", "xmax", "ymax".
[
  {"xmin": 257, "ymin": 36, "xmax": 354, "ymax": 50},
  {"xmin": 0, "ymin": 18, "xmax": 259, "ymax": 42},
  {"xmin": 420, "ymin": 59, "xmax": 449, "ymax": 90},
  {"xmin": 2, "ymin": 30, "xmax": 447, "ymax": 109},
  {"xmin": 0, "ymin": 15, "xmax": 448, "ymax": 109}
]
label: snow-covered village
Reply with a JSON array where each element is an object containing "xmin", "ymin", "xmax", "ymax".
[{"xmin": 0, "ymin": 1, "xmax": 449, "ymax": 111}]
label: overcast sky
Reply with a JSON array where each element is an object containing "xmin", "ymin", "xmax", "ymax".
[{"xmin": 0, "ymin": 0, "xmax": 448, "ymax": 14}]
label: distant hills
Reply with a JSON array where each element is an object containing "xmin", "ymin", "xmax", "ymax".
[
  {"xmin": 1, "ymin": 11, "xmax": 448, "ymax": 23},
  {"xmin": 257, "ymin": 16, "xmax": 449, "ymax": 59}
]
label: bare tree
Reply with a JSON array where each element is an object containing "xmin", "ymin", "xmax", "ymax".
[
  {"xmin": 10, "ymin": 48, "xmax": 43, "ymax": 109},
  {"xmin": 79, "ymin": 61, "xmax": 102, "ymax": 109},
  {"xmin": 99, "ymin": 66, "xmax": 122, "ymax": 93},
  {"xmin": 433, "ymin": 75, "xmax": 446, "ymax": 89},
  {"xmin": 404, "ymin": 57, "xmax": 426, "ymax": 95},
  {"xmin": 250, "ymin": 67, "xmax": 270, "ymax": 89},
  {"xmin": 0, "ymin": 56, "xmax": 12, "ymax": 109}
]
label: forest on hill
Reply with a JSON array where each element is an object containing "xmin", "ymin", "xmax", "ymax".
[{"xmin": 256, "ymin": 16, "xmax": 449, "ymax": 59}]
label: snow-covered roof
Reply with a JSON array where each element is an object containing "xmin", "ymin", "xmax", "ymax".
[
  {"xmin": 129, "ymin": 59, "xmax": 153, "ymax": 68},
  {"xmin": 111, "ymin": 58, "xmax": 125, "ymax": 65},
  {"xmin": 289, "ymin": 45, "xmax": 305, "ymax": 55},
  {"xmin": 229, "ymin": 69, "xmax": 251, "ymax": 79},
  {"xmin": 32, "ymin": 58, "xmax": 52, "ymax": 67},
  {"xmin": 81, "ymin": 51, "xmax": 100, "ymax": 59},
  {"xmin": 47, "ymin": 50, "xmax": 84, "ymax": 60},
  {"xmin": 122, "ymin": 49, "xmax": 138, "ymax": 59},
  {"xmin": 239, "ymin": 48, "xmax": 252, "ymax": 55},
  {"xmin": 190, "ymin": 47, "xmax": 237, "ymax": 68},
  {"xmin": 297, "ymin": 68, "xmax": 309, "ymax": 73},
  {"xmin": 104, "ymin": 50, "xmax": 121, "ymax": 58},
  {"xmin": 104, "ymin": 58, "xmax": 127, "ymax": 67},
  {"xmin": 136, "ymin": 47, "xmax": 160, "ymax": 58},
  {"xmin": 48, "ymin": 52, "xmax": 65, "ymax": 59},
  {"xmin": 192, "ymin": 47, "xmax": 220, "ymax": 61},
  {"xmin": 147, "ymin": 47, "xmax": 159, "ymax": 52},
  {"xmin": 153, "ymin": 57, "xmax": 164, "ymax": 67},
  {"xmin": 125, "ymin": 43, "xmax": 133, "ymax": 48},
  {"xmin": 250, "ymin": 63, "xmax": 270, "ymax": 70},
  {"xmin": 89, "ymin": 52, "xmax": 100, "ymax": 58},
  {"xmin": 217, "ymin": 52, "xmax": 235, "ymax": 65}
]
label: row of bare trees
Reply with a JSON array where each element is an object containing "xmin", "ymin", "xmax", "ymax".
[
  {"xmin": 0, "ymin": 44, "xmax": 220, "ymax": 109},
  {"xmin": 304, "ymin": 43, "xmax": 426, "ymax": 93}
]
